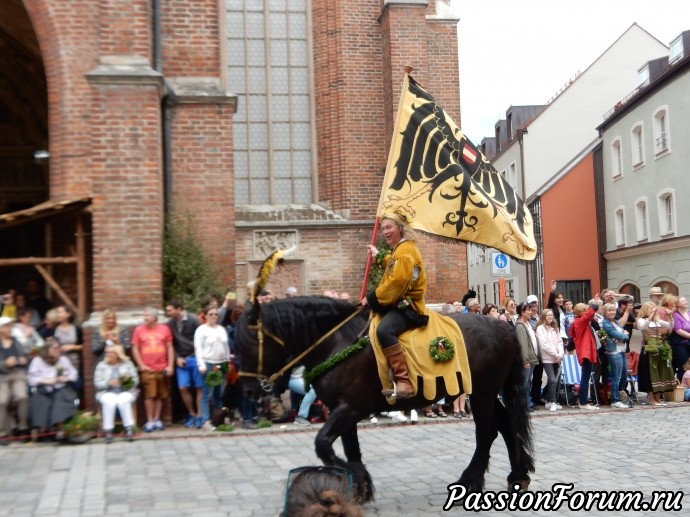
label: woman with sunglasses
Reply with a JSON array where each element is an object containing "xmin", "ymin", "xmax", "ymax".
[{"xmin": 194, "ymin": 305, "xmax": 231, "ymax": 430}]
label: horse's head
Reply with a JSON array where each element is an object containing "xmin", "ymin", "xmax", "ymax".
[
  {"xmin": 235, "ymin": 295, "xmax": 368, "ymax": 400},
  {"xmin": 235, "ymin": 300, "xmax": 290, "ymax": 400}
]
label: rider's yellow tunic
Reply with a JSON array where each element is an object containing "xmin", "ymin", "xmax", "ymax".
[{"xmin": 370, "ymin": 240, "xmax": 428, "ymax": 317}]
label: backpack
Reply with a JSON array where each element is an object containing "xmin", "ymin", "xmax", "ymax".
[{"xmin": 268, "ymin": 397, "xmax": 288, "ymax": 423}]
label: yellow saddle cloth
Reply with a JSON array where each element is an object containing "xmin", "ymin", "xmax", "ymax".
[{"xmin": 370, "ymin": 310, "xmax": 472, "ymax": 404}]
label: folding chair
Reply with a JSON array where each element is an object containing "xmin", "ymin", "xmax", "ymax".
[
  {"xmin": 557, "ymin": 354, "xmax": 580, "ymax": 406},
  {"xmin": 557, "ymin": 353, "xmax": 599, "ymax": 406}
]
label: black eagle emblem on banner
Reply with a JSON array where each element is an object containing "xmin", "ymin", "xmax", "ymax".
[{"xmin": 379, "ymin": 75, "xmax": 536, "ymax": 260}]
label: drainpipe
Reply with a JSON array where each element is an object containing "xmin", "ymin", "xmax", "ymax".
[
  {"xmin": 152, "ymin": 0, "xmax": 173, "ymax": 214},
  {"xmin": 516, "ymin": 127, "xmax": 530, "ymax": 296}
]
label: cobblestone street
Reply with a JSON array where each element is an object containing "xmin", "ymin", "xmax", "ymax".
[{"xmin": 1, "ymin": 404, "xmax": 688, "ymax": 516}]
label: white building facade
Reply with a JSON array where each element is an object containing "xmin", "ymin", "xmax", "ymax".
[
  {"xmin": 467, "ymin": 24, "xmax": 669, "ymax": 305},
  {"xmin": 600, "ymin": 32, "xmax": 690, "ymax": 299}
]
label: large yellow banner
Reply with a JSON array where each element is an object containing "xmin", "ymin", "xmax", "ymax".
[{"xmin": 379, "ymin": 75, "xmax": 536, "ymax": 260}]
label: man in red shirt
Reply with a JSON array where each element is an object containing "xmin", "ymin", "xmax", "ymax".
[{"xmin": 131, "ymin": 307, "xmax": 174, "ymax": 432}]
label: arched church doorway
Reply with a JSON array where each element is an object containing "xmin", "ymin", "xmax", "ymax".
[
  {"xmin": 0, "ymin": 1, "xmax": 91, "ymax": 322},
  {"xmin": 0, "ymin": 1, "xmax": 50, "ymax": 293}
]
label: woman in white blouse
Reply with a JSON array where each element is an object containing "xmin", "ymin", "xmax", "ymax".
[{"xmin": 194, "ymin": 305, "xmax": 231, "ymax": 430}]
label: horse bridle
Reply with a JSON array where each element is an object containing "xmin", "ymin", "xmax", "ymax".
[{"xmin": 239, "ymin": 305, "xmax": 366, "ymax": 393}]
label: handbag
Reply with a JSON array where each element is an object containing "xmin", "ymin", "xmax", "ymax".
[
  {"xmin": 308, "ymin": 400, "xmax": 329, "ymax": 423},
  {"xmin": 226, "ymin": 360, "xmax": 239, "ymax": 386}
]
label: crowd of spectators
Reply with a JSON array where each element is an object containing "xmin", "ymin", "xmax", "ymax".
[
  {"xmin": 2, "ymin": 277, "xmax": 689, "ymax": 446},
  {"xmin": 424, "ymin": 284, "xmax": 690, "ymax": 416},
  {"xmin": 0, "ymin": 280, "xmax": 349, "ymax": 444}
]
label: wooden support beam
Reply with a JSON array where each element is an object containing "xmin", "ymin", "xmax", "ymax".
[
  {"xmin": 0, "ymin": 257, "xmax": 77, "ymax": 266},
  {"xmin": 34, "ymin": 264, "xmax": 78, "ymax": 316},
  {"xmin": 76, "ymin": 217, "xmax": 87, "ymax": 322}
]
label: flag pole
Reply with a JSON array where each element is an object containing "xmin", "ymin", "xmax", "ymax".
[
  {"xmin": 358, "ymin": 66, "xmax": 413, "ymax": 302},
  {"xmin": 358, "ymin": 216, "xmax": 381, "ymax": 302}
]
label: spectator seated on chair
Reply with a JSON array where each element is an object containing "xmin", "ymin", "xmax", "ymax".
[
  {"xmin": 94, "ymin": 343, "xmax": 139, "ymax": 443},
  {"xmin": 27, "ymin": 337, "xmax": 79, "ymax": 440}
]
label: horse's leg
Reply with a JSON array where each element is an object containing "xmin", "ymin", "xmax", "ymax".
[
  {"xmin": 314, "ymin": 404, "xmax": 375, "ymax": 502},
  {"xmin": 495, "ymin": 400, "xmax": 530, "ymax": 491},
  {"xmin": 457, "ymin": 393, "xmax": 498, "ymax": 492},
  {"xmin": 496, "ymin": 359, "xmax": 535, "ymax": 491},
  {"xmin": 340, "ymin": 425, "xmax": 375, "ymax": 502},
  {"xmin": 340, "ymin": 425, "xmax": 362, "ymax": 463}
]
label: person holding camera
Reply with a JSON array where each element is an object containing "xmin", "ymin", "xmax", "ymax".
[
  {"xmin": 602, "ymin": 303, "xmax": 631, "ymax": 408},
  {"xmin": 615, "ymin": 297, "xmax": 637, "ymax": 353},
  {"xmin": 92, "ymin": 309, "xmax": 131, "ymax": 364}
]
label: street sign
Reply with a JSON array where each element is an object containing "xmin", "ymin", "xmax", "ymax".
[{"xmin": 491, "ymin": 251, "xmax": 511, "ymax": 276}]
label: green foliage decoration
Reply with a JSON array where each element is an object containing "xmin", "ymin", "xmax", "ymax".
[
  {"xmin": 366, "ymin": 239, "xmax": 392, "ymax": 293},
  {"xmin": 304, "ymin": 337, "xmax": 369, "ymax": 390},
  {"xmin": 62, "ymin": 411, "xmax": 100, "ymax": 437},
  {"xmin": 163, "ymin": 211, "xmax": 223, "ymax": 312}
]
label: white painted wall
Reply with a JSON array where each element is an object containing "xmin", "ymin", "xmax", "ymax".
[{"xmin": 522, "ymin": 25, "xmax": 668, "ymax": 197}]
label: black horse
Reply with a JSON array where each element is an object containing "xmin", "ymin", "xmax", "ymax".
[{"xmin": 236, "ymin": 296, "xmax": 534, "ymax": 501}]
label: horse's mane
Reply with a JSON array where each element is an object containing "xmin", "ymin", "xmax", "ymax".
[{"xmin": 259, "ymin": 296, "xmax": 366, "ymax": 351}]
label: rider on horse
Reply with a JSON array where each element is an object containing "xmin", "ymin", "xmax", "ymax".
[{"xmin": 361, "ymin": 210, "xmax": 429, "ymax": 399}]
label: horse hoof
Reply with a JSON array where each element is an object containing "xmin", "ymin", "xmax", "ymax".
[
  {"xmin": 509, "ymin": 479, "xmax": 530, "ymax": 492},
  {"xmin": 456, "ymin": 478, "xmax": 484, "ymax": 493}
]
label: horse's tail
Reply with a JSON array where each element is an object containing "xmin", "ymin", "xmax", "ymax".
[{"xmin": 501, "ymin": 329, "xmax": 535, "ymax": 479}]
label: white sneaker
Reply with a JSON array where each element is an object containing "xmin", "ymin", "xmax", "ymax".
[
  {"xmin": 389, "ymin": 411, "xmax": 408, "ymax": 423},
  {"xmin": 409, "ymin": 409, "xmax": 418, "ymax": 422},
  {"xmin": 549, "ymin": 403, "xmax": 557, "ymax": 412},
  {"xmin": 369, "ymin": 416, "xmax": 379, "ymax": 424},
  {"xmin": 612, "ymin": 401, "xmax": 628, "ymax": 409},
  {"xmin": 580, "ymin": 404, "xmax": 599, "ymax": 410}
]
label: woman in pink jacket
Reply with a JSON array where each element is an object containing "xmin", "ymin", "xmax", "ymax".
[{"xmin": 536, "ymin": 309, "xmax": 564, "ymax": 412}]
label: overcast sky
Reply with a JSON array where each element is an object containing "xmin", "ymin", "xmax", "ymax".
[{"xmin": 453, "ymin": 0, "xmax": 690, "ymax": 143}]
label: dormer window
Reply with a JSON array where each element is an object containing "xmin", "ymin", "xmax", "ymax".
[{"xmin": 669, "ymin": 34, "xmax": 684, "ymax": 63}]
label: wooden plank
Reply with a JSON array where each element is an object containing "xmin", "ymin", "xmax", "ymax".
[
  {"xmin": 34, "ymin": 264, "xmax": 78, "ymax": 316},
  {"xmin": 0, "ymin": 257, "xmax": 77, "ymax": 266},
  {"xmin": 76, "ymin": 217, "xmax": 87, "ymax": 322}
]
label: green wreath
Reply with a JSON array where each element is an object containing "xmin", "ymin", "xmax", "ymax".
[
  {"xmin": 205, "ymin": 363, "xmax": 228, "ymax": 387},
  {"xmin": 119, "ymin": 376, "xmax": 135, "ymax": 391},
  {"xmin": 429, "ymin": 336, "xmax": 455, "ymax": 362}
]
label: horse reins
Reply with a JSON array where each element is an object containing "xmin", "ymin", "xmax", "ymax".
[{"xmin": 240, "ymin": 305, "xmax": 366, "ymax": 392}]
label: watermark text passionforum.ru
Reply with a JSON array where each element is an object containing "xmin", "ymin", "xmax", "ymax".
[{"xmin": 444, "ymin": 483, "xmax": 683, "ymax": 512}]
